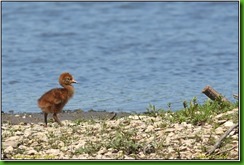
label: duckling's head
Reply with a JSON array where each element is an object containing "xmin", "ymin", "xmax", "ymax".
[{"xmin": 59, "ymin": 72, "xmax": 77, "ymax": 87}]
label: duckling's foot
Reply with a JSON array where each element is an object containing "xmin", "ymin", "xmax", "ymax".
[{"xmin": 53, "ymin": 113, "xmax": 63, "ymax": 126}]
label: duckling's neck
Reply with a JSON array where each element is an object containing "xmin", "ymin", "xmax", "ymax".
[{"xmin": 62, "ymin": 85, "xmax": 75, "ymax": 98}]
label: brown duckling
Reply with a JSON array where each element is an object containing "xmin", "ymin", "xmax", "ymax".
[{"xmin": 37, "ymin": 72, "xmax": 77, "ymax": 126}]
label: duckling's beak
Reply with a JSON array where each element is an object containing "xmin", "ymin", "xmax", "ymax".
[{"xmin": 72, "ymin": 79, "xmax": 77, "ymax": 83}]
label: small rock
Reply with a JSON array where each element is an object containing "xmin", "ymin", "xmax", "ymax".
[
  {"xmin": 97, "ymin": 147, "xmax": 107, "ymax": 155},
  {"xmin": 46, "ymin": 149, "xmax": 60, "ymax": 156},
  {"xmin": 217, "ymin": 119, "xmax": 227, "ymax": 125},
  {"xmin": 215, "ymin": 127, "xmax": 224, "ymax": 135},
  {"xmin": 59, "ymin": 141, "xmax": 65, "ymax": 148},
  {"xmin": 18, "ymin": 145, "xmax": 28, "ymax": 150},
  {"xmin": 128, "ymin": 115, "xmax": 140, "ymax": 120},
  {"xmin": 183, "ymin": 139, "xmax": 194, "ymax": 146},
  {"xmin": 4, "ymin": 136, "xmax": 22, "ymax": 148},
  {"xmin": 95, "ymin": 154, "xmax": 103, "ymax": 159},
  {"xmin": 145, "ymin": 125, "xmax": 154, "ymax": 133},
  {"xmin": 167, "ymin": 132, "xmax": 174, "ymax": 137},
  {"xmin": 214, "ymin": 113, "xmax": 223, "ymax": 119},
  {"xmin": 12, "ymin": 125, "xmax": 21, "ymax": 130},
  {"xmin": 24, "ymin": 129, "xmax": 32, "ymax": 138},
  {"xmin": 30, "ymin": 141, "xmax": 39, "ymax": 147},
  {"xmin": 19, "ymin": 122, "xmax": 27, "ymax": 125},
  {"xmin": 147, "ymin": 136, "xmax": 154, "ymax": 143},
  {"xmin": 179, "ymin": 146, "xmax": 187, "ymax": 151},
  {"xmin": 231, "ymin": 135, "xmax": 238, "ymax": 140},
  {"xmin": 224, "ymin": 121, "xmax": 234, "ymax": 127},
  {"xmin": 3, "ymin": 141, "xmax": 19, "ymax": 148},
  {"xmin": 139, "ymin": 152, "xmax": 146, "ymax": 158},
  {"xmin": 4, "ymin": 146, "xmax": 13, "ymax": 153},
  {"xmin": 27, "ymin": 149, "xmax": 37, "ymax": 155},
  {"xmin": 143, "ymin": 144, "xmax": 155, "ymax": 154},
  {"xmin": 5, "ymin": 136, "xmax": 20, "ymax": 141},
  {"xmin": 165, "ymin": 128, "xmax": 175, "ymax": 133},
  {"xmin": 33, "ymin": 132, "xmax": 48, "ymax": 142},
  {"xmin": 15, "ymin": 131, "xmax": 23, "ymax": 136}
]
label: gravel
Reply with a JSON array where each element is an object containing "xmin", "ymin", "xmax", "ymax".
[{"xmin": 1, "ymin": 109, "xmax": 239, "ymax": 160}]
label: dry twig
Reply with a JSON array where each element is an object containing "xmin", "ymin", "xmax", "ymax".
[{"xmin": 207, "ymin": 123, "xmax": 238, "ymax": 155}]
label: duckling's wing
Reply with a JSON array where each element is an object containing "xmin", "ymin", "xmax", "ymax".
[{"xmin": 38, "ymin": 88, "xmax": 67, "ymax": 108}]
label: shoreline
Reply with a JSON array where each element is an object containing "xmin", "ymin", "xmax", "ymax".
[
  {"xmin": 1, "ymin": 110, "xmax": 132, "ymax": 125},
  {"xmin": 2, "ymin": 95, "xmax": 239, "ymax": 160}
]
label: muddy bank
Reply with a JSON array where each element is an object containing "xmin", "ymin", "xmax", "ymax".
[{"xmin": 1, "ymin": 110, "xmax": 131, "ymax": 125}]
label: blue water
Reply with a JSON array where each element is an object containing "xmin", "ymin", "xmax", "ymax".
[{"xmin": 2, "ymin": 2, "xmax": 239, "ymax": 113}]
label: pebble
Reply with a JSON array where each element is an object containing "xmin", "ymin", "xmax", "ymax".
[
  {"xmin": 145, "ymin": 125, "xmax": 154, "ymax": 132},
  {"xmin": 215, "ymin": 127, "xmax": 224, "ymax": 135},
  {"xmin": 27, "ymin": 149, "xmax": 37, "ymax": 155},
  {"xmin": 46, "ymin": 149, "xmax": 61, "ymax": 156},
  {"xmin": 33, "ymin": 132, "xmax": 48, "ymax": 142},
  {"xmin": 1, "ymin": 108, "xmax": 239, "ymax": 160},
  {"xmin": 217, "ymin": 119, "xmax": 227, "ymax": 124},
  {"xmin": 165, "ymin": 128, "xmax": 175, "ymax": 133},
  {"xmin": 224, "ymin": 121, "xmax": 234, "ymax": 127},
  {"xmin": 4, "ymin": 136, "xmax": 22, "ymax": 148},
  {"xmin": 15, "ymin": 131, "xmax": 23, "ymax": 136},
  {"xmin": 4, "ymin": 146, "xmax": 14, "ymax": 153}
]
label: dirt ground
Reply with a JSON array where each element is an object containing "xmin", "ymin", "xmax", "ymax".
[{"xmin": 1, "ymin": 110, "xmax": 131, "ymax": 125}]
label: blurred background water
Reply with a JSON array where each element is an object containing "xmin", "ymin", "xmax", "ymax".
[{"xmin": 2, "ymin": 2, "xmax": 238, "ymax": 113}]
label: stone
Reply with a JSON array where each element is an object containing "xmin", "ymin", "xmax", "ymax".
[
  {"xmin": 30, "ymin": 141, "xmax": 39, "ymax": 147},
  {"xmin": 4, "ymin": 136, "xmax": 22, "ymax": 148},
  {"xmin": 183, "ymin": 139, "xmax": 194, "ymax": 146},
  {"xmin": 95, "ymin": 154, "xmax": 103, "ymax": 159},
  {"xmin": 15, "ymin": 131, "xmax": 23, "ymax": 136},
  {"xmin": 231, "ymin": 135, "xmax": 238, "ymax": 140},
  {"xmin": 59, "ymin": 141, "xmax": 65, "ymax": 148},
  {"xmin": 33, "ymin": 132, "xmax": 48, "ymax": 142},
  {"xmin": 18, "ymin": 145, "xmax": 28, "ymax": 150},
  {"xmin": 4, "ymin": 146, "xmax": 14, "ymax": 154},
  {"xmin": 46, "ymin": 149, "xmax": 60, "ymax": 156},
  {"xmin": 1, "ymin": 112, "xmax": 239, "ymax": 159},
  {"xmin": 179, "ymin": 146, "xmax": 187, "ymax": 151},
  {"xmin": 217, "ymin": 119, "xmax": 227, "ymax": 125},
  {"xmin": 147, "ymin": 136, "xmax": 154, "ymax": 143},
  {"xmin": 167, "ymin": 132, "xmax": 175, "ymax": 137},
  {"xmin": 145, "ymin": 125, "xmax": 154, "ymax": 133},
  {"xmin": 97, "ymin": 147, "xmax": 107, "ymax": 155},
  {"xmin": 215, "ymin": 127, "xmax": 224, "ymax": 135},
  {"xmin": 224, "ymin": 121, "xmax": 234, "ymax": 127},
  {"xmin": 27, "ymin": 149, "xmax": 38, "ymax": 155},
  {"xmin": 3, "ymin": 141, "xmax": 19, "ymax": 148},
  {"xmin": 214, "ymin": 113, "xmax": 224, "ymax": 119},
  {"xmin": 143, "ymin": 144, "xmax": 155, "ymax": 154},
  {"xmin": 128, "ymin": 115, "xmax": 140, "ymax": 120},
  {"xmin": 165, "ymin": 128, "xmax": 175, "ymax": 133},
  {"xmin": 24, "ymin": 129, "xmax": 32, "ymax": 138}
]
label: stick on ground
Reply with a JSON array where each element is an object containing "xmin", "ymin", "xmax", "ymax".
[
  {"xmin": 202, "ymin": 85, "xmax": 230, "ymax": 103},
  {"xmin": 207, "ymin": 123, "xmax": 238, "ymax": 155}
]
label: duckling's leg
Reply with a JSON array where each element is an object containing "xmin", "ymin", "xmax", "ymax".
[
  {"xmin": 53, "ymin": 113, "xmax": 63, "ymax": 126},
  {"xmin": 44, "ymin": 112, "xmax": 48, "ymax": 127}
]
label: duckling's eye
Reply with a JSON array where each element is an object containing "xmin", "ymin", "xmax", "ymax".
[{"xmin": 64, "ymin": 77, "xmax": 71, "ymax": 82}]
